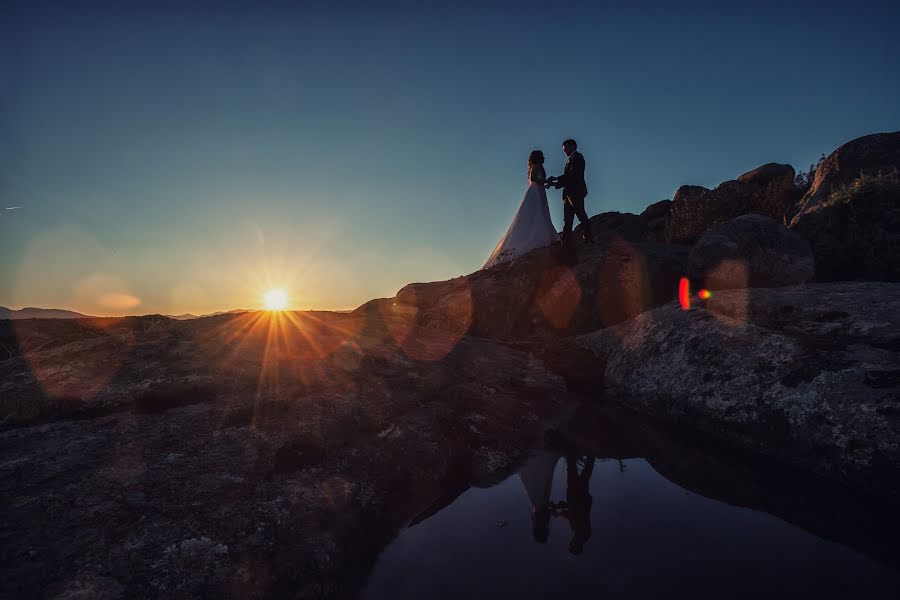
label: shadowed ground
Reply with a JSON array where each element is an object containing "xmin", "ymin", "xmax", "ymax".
[{"xmin": 0, "ymin": 311, "xmax": 568, "ymax": 598}]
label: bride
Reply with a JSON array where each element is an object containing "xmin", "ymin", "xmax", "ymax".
[{"xmin": 483, "ymin": 150, "xmax": 560, "ymax": 269}]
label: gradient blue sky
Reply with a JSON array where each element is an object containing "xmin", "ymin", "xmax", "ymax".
[{"xmin": 2, "ymin": 0, "xmax": 898, "ymax": 314}]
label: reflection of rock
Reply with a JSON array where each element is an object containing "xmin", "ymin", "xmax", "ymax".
[
  {"xmin": 688, "ymin": 214, "xmax": 814, "ymax": 290},
  {"xmin": 576, "ymin": 282, "xmax": 900, "ymax": 496},
  {"xmin": 549, "ymin": 404, "xmax": 900, "ymax": 571},
  {"xmin": 665, "ymin": 163, "xmax": 797, "ymax": 245}
]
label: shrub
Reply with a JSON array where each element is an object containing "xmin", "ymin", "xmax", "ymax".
[
  {"xmin": 823, "ymin": 168, "xmax": 900, "ymax": 208},
  {"xmin": 793, "ymin": 153, "xmax": 826, "ymax": 195},
  {"xmin": 797, "ymin": 168, "xmax": 900, "ymax": 281}
]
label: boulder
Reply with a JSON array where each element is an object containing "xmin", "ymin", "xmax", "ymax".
[
  {"xmin": 641, "ymin": 200, "xmax": 672, "ymax": 243},
  {"xmin": 788, "ymin": 132, "xmax": 900, "ymax": 282},
  {"xmin": 572, "ymin": 199, "xmax": 673, "ymax": 244},
  {"xmin": 665, "ymin": 163, "xmax": 798, "ymax": 244},
  {"xmin": 737, "ymin": 162, "xmax": 796, "ymax": 186},
  {"xmin": 641, "ymin": 198, "xmax": 673, "ymax": 221},
  {"xmin": 791, "ymin": 171, "xmax": 900, "ymax": 282},
  {"xmin": 575, "ymin": 211, "xmax": 651, "ymax": 242},
  {"xmin": 790, "ymin": 131, "xmax": 900, "ymax": 225},
  {"xmin": 373, "ymin": 236, "xmax": 690, "ymax": 343},
  {"xmin": 576, "ymin": 282, "xmax": 900, "ymax": 495},
  {"xmin": 688, "ymin": 214, "xmax": 814, "ymax": 290}
]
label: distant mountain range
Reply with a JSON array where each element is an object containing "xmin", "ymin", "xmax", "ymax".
[
  {"xmin": 168, "ymin": 309, "xmax": 250, "ymax": 319},
  {"xmin": 0, "ymin": 306, "xmax": 250, "ymax": 320},
  {"xmin": 184, "ymin": 308, "xmax": 253, "ymax": 321},
  {"xmin": 0, "ymin": 306, "xmax": 95, "ymax": 319}
]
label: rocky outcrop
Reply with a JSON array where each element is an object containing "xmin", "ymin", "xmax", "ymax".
[
  {"xmin": 787, "ymin": 133, "xmax": 900, "ymax": 282},
  {"xmin": 688, "ymin": 214, "xmax": 814, "ymax": 290},
  {"xmin": 790, "ymin": 132, "xmax": 900, "ymax": 225},
  {"xmin": 791, "ymin": 170, "xmax": 900, "ymax": 282},
  {"xmin": 574, "ymin": 211, "xmax": 655, "ymax": 242},
  {"xmin": 641, "ymin": 198, "xmax": 673, "ymax": 220},
  {"xmin": 665, "ymin": 163, "xmax": 798, "ymax": 244},
  {"xmin": 571, "ymin": 199, "xmax": 673, "ymax": 244},
  {"xmin": 576, "ymin": 282, "xmax": 900, "ymax": 495},
  {"xmin": 736, "ymin": 162, "xmax": 795, "ymax": 186},
  {"xmin": 640, "ymin": 199, "xmax": 672, "ymax": 242},
  {"xmin": 369, "ymin": 236, "xmax": 689, "ymax": 343}
]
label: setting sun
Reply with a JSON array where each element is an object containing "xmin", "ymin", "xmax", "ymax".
[{"xmin": 263, "ymin": 288, "xmax": 289, "ymax": 311}]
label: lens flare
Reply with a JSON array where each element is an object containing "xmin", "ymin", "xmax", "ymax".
[{"xmin": 678, "ymin": 277, "xmax": 691, "ymax": 310}]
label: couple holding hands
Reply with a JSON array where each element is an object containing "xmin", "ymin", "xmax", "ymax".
[{"xmin": 483, "ymin": 139, "xmax": 594, "ymax": 269}]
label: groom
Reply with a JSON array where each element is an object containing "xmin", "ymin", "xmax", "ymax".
[{"xmin": 547, "ymin": 139, "xmax": 594, "ymax": 243}]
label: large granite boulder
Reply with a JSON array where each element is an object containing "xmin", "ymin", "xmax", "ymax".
[
  {"xmin": 736, "ymin": 162, "xmax": 795, "ymax": 186},
  {"xmin": 788, "ymin": 132, "xmax": 900, "ymax": 282},
  {"xmin": 574, "ymin": 211, "xmax": 654, "ymax": 243},
  {"xmin": 665, "ymin": 163, "xmax": 798, "ymax": 244},
  {"xmin": 576, "ymin": 282, "xmax": 900, "ymax": 495},
  {"xmin": 572, "ymin": 199, "xmax": 673, "ymax": 244},
  {"xmin": 641, "ymin": 198, "xmax": 673, "ymax": 220},
  {"xmin": 367, "ymin": 236, "xmax": 690, "ymax": 342},
  {"xmin": 688, "ymin": 214, "xmax": 815, "ymax": 290},
  {"xmin": 790, "ymin": 131, "xmax": 900, "ymax": 225},
  {"xmin": 791, "ymin": 171, "xmax": 900, "ymax": 282}
]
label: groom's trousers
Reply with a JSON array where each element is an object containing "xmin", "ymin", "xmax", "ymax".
[{"xmin": 563, "ymin": 194, "xmax": 593, "ymax": 241}]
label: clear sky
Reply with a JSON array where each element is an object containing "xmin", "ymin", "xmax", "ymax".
[{"xmin": 2, "ymin": 0, "xmax": 898, "ymax": 315}]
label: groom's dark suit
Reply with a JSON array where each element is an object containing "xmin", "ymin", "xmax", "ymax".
[{"xmin": 553, "ymin": 151, "xmax": 593, "ymax": 241}]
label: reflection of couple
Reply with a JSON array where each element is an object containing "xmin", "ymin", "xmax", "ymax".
[
  {"xmin": 483, "ymin": 139, "xmax": 595, "ymax": 269},
  {"xmin": 519, "ymin": 449, "xmax": 595, "ymax": 554}
]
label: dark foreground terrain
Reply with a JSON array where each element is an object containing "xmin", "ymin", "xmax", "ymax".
[{"xmin": 1, "ymin": 311, "xmax": 573, "ymax": 598}]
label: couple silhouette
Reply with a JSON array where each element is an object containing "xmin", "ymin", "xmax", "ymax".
[
  {"xmin": 519, "ymin": 449, "xmax": 596, "ymax": 555},
  {"xmin": 483, "ymin": 139, "xmax": 595, "ymax": 269}
]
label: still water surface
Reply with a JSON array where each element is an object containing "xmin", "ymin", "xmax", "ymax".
[{"xmin": 364, "ymin": 449, "xmax": 900, "ymax": 599}]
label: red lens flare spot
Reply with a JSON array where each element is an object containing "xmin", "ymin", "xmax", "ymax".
[
  {"xmin": 698, "ymin": 289, "xmax": 712, "ymax": 300},
  {"xmin": 678, "ymin": 277, "xmax": 691, "ymax": 310}
]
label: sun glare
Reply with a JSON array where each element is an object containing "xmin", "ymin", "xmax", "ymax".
[{"xmin": 263, "ymin": 288, "xmax": 289, "ymax": 311}]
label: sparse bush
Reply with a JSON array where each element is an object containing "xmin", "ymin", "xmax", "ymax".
[
  {"xmin": 795, "ymin": 168, "xmax": 900, "ymax": 281},
  {"xmin": 823, "ymin": 167, "xmax": 900, "ymax": 208},
  {"xmin": 793, "ymin": 153, "xmax": 826, "ymax": 194}
]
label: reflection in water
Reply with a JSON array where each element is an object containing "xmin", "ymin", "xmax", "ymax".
[
  {"xmin": 557, "ymin": 455, "xmax": 594, "ymax": 555},
  {"xmin": 363, "ymin": 407, "xmax": 900, "ymax": 600},
  {"xmin": 521, "ymin": 451, "xmax": 597, "ymax": 554},
  {"xmin": 519, "ymin": 449, "xmax": 559, "ymax": 544}
]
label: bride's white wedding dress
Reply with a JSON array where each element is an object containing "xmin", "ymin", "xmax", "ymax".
[{"xmin": 483, "ymin": 164, "xmax": 559, "ymax": 269}]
